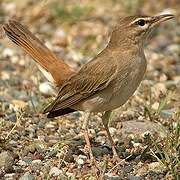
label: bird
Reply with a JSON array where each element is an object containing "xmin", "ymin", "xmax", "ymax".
[{"xmin": 3, "ymin": 14, "xmax": 174, "ymax": 161}]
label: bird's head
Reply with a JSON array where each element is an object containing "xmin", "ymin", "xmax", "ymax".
[{"xmin": 110, "ymin": 14, "xmax": 174, "ymax": 48}]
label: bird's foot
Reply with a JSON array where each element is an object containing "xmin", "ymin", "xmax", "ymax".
[
  {"xmin": 84, "ymin": 144, "xmax": 99, "ymax": 176},
  {"xmin": 112, "ymin": 155, "xmax": 125, "ymax": 166},
  {"xmin": 111, "ymin": 147, "xmax": 125, "ymax": 166}
]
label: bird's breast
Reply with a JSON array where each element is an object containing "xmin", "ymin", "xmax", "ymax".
[{"xmin": 73, "ymin": 55, "xmax": 147, "ymax": 112}]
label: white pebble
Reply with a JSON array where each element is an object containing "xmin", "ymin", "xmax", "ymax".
[
  {"xmin": 77, "ymin": 158, "xmax": 84, "ymax": 165},
  {"xmin": 32, "ymin": 159, "xmax": 42, "ymax": 164},
  {"xmin": 49, "ymin": 167, "xmax": 62, "ymax": 176},
  {"xmin": 3, "ymin": 48, "xmax": 14, "ymax": 57},
  {"xmin": 152, "ymin": 102, "xmax": 159, "ymax": 111}
]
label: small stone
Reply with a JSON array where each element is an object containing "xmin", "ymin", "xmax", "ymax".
[
  {"xmin": 132, "ymin": 141, "xmax": 141, "ymax": 148},
  {"xmin": 26, "ymin": 144, "xmax": 36, "ymax": 154},
  {"xmin": 53, "ymin": 28, "xmax": 67, "ymax": 47},
  {"xmin": 64, "ymin": 150, "xmax": 74, "ymax": 162},
  {"xmin": 32, "ymin": 153, "xmax": 44, "ymax": 161},
  {"xmin": 79, "ymin": 155, "xmax": 87, "ymax": 160},
  {"xmin": 121, "ymin": 120, "xmax": 167, "ymax": 138},
  {"xmin": 168, "ymin": 44, "xmax": 180, "ymax": 53},
  {"xmin": 1, "ymin": 71, "xmax": 10, "ymax": 80},
  {"xmin": 19, "ymin": 172, "xmax": 35, "ymax": 180},
  {"xmin": 152, "ymin": 102, "xmax": 159, "ymax": 111},
  {"xmin": 152, "ymin": 83, "xmax": 167, "ymax": 97},
  {"xmin": 160, "ymin": 109, "xmax": 175, "ymax": 119},
  {"xmin": 128, "ymin": 175, "xmax": 141, "ymax": 180},
  {"xmin": 122, "ymin": 164, "xmax": 133, "ymax": 173},
  {"xmin": 148, "ymin": 162, "xmax": 165, "ymax": 172},
  {"xmin": 10, "ymin": 55, "xmax": 19, "ymax": 64},
  {"xmin": 0, "ymin": 151, "xmax": 14, "ymax": 173},
  {"xmin": 4, "ymin": 173, "xmax": 16, "ymax": 179},
  {"xmin": 46, "ymin": 122, "xmax": 55, "ymax": 129},
  {"xmin": 31, "ymin": 159, "xmax": 42, "ymax": 165},
  {"xmin": 92, "ymin": 146, "xmax": 109, "ymax": 157},
  {"xmin": 22, "ymin": 157, "xmax": 32, "ymax": 165},
  {"xmin": 4, "ymin": 113, "xmax": 17, "ymax": 122},
  {"xmin": 77, "ymin": 158, "xmax": 84, "ymax": 165},
  {"xmin": 104, "ymin": 174, "xmax": 121, "ymax": 180},
  {"xmin": 17, "ymin": 160, "xmax": 27, "ymax": 166},
  {"xmin": 165, "ymin": 80, "xmax": 177, "ymax": 88},
  {"xmin": 48, "ymin": 149, "xmax": 58, "ymax": 157},
  {"xmin": 49, "ymin": 167, "xmax": 62, "ymax": 176},
  {"xmin": 2, "ymin": 48, "xmax": 14, "ymax": 57},
  {"xmin": 8, "ymin": 140, "xmax": 18, "ymax": 147}
]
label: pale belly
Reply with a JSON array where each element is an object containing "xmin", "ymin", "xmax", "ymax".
[{"xmin": 73, "ymin": 60, "xmax": 147, "ymax": 112}]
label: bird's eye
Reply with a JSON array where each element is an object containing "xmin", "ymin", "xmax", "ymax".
[{"xmin": 137, "ymin": 19, "xmax": 145, "ymax": 26}]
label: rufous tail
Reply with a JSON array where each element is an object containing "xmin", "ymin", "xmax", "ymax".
[{"xmin": 3, "ymin": 20, "xmax": 74, "ymax": 86}]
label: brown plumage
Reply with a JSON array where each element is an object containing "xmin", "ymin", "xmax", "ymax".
[
  {"xmin": 43, "ymin": 14, "xmax": 174, "ymax": 119},
  {"xmin": 3, "ymin": 20, "xmax": 74, "ymax": 86}
]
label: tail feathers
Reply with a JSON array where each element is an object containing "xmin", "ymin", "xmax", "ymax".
[
  {"xmin": 46, "ymin": 108, "xmax": 76, "ymax": 118},
  {"xmin": 43, "ymin": 100, "xmax": 76, "ymax": 117},
  {"xmin": 3, "ymin": 20, "xmax": 74, "ymax": 86}
]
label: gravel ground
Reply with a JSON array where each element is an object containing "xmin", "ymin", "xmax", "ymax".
[{"xmin": 0, "ymin": 1, "xmax": 179, "ymax": 179}]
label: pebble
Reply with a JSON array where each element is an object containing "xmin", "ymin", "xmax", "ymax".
[
  {"xmin": 148, "ymin": 162, "xmax": 165, "ymax": 172},
  {"xmin": 128, "ymin": 175, "xmax": 141, "ymax": 180},
  {"xmin": 152, "ymin": 102, "xmax": 159, "ymax": 111},
  {"xmin": 92, "ymin": 146, "xmax": 109, "ymax": 157},
  {"xmin": 131, "ymin": 141, "xmax": 141, "ymax": 148},
  {"xmin": 17, "ymin": 160, "xmax": 28, "ymax": 167},
  {"xmin": 4, "ymin": 113, "xmax": 17, "ymax": 122},
  {"xmin": 31, "ymin": 159, "xmax": 42, "ymax": 165},
  {"xmin": 160, "ymin": 109, "xmax": 175, "ymax": 119},
  {"xmin": 10, "ymin": 55, "xmax": 19, "ymax": 64},
  {"xmin": 121, "ymin": 120, "xmax": 167, "ymax": 138},
  {"xmin": 53, "ymin": 28, "xmax": 68, "ymax": 47},
  {"xmin": 1, "ymin": 71, "xmax": 10, "ymax": 80},
  {"xmin": 8, "ymin": 140, "xmax": 18, "ymax": 148},
  {"xmin": 104, "ymin": 174, "xmax": 122, "ymax": 180},
  {"xmin": 49, "ymin": 167, "xmax": 62, "ymax": 176},
  {"xmin": 19, "ymin": 172, "xmax": 35, "ymax": 180},
  {"xmin": 4, "ymin": 173, "xmax": 16, "ymax": 180},
  {"xmin": 152, "ymin": 83, "xmax": 167, "ymax": 97},
  {"xmin": 0, "ymin": 151, "xmax": 14, "ymax": 173},
  {"xmin": 25, "ymin": 144, "xmax": 36, "ymax": 154},
  {"xmin": 2, "ymin": 48, "xmax": 14, "ymax": 57},
  {"xmin": 77, "ymin": 158, "xmax": 84, "ymax": 165},
  {"xmin": 122, "ymin": 164, "xmax": 134, "ymax": 173},
  {"xmin": 64, "ymin": 150, "xmax": 75, "ymax": 163},
  {"xmin": 173, "ymin": 76, "xmax": 180, "ymax": 84}
]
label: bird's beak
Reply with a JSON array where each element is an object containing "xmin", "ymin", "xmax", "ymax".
[{"xmin": 151, "ymin": 14, "xmax": 175, "ymax": 27}]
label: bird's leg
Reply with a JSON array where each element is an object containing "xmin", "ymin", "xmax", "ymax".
[
  {"xmin": 82, "ymin": 112, "xmax": 99, "ymax": 175},
  {"xmin": 82, "ymin": 111, "xmax": 94, "ymax": 159},
  {"xmin": 102, "ymin": 110, "xmax": 120, "ymax": 162}
]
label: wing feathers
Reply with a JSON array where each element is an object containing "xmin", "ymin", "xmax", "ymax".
[{"xmin": 43, "ymin": 61, "xmax": 117, "ymax": 113}]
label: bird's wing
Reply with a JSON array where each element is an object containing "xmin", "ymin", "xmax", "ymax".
[{"xmin": 43, "ymin": 57, "xmax": 118, "ymax": 113}]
